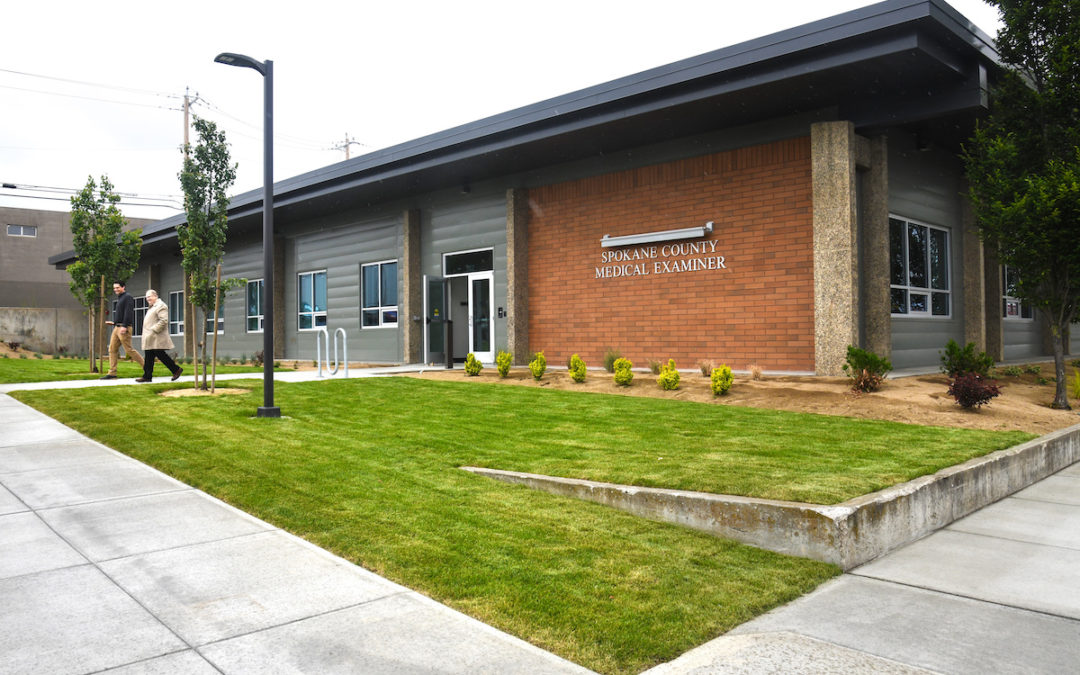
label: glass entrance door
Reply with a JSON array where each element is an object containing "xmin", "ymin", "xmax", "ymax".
[
  {"xmin": 468, "ymin": 273, "xmax": 494, "ymax": 362},
  {"xmin": 423, "ymin": 275, "xmax": 447, "ymax": 365}
]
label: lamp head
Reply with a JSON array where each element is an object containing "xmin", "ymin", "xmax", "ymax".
[{"xmin": 214, "ymin": 52, "xmax": 266, "ymax": 75}]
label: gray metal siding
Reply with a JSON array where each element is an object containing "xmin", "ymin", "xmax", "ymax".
[
  {"xmin": 887, "ymin": 132, "xmax": 965, "ymax": 369},
  {"xmin": 421, "ymin": 190, "xmax": 508, "ymax": 355},
  {"xmin": 285, "ymin": 215, "xmax": 403, "ymax": 362},
  {"xmin": 1003, "ymin": 317, "xmax": 1043, "ymax": 361},
  {"xmin": 157, "ymin": 256, "xmax": 189, "ymax": 357}
]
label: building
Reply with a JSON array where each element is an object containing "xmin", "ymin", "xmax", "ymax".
[
  {"xmin": 51, "ymin": 0, "xmax": 1079, "ymax": 372},
  {"xmin": 1, "ymin": 206, "xmax": 152, "ymax": 353}
]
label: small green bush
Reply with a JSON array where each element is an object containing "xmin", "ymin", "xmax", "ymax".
[
  {"xmin": 1, "ymin": 353, "xmax": 8, "ymax": 359},
  {"xmin": 1071, "ymin": 359, "xmax": 1080, "ymax": 369},
  {"xmin": 613, "ymin": 358, "xmax": 634, "ymax": 386},
  {"xmin": 1024, "ymin": 364, "xmax": 1041, "ymax": 375},
  {"xmin": 710, "ymin": 365, "xmax": 734, "ymax": 396},
  {"xmin": 939, "ymin": 339, "xmax": 993, "ymax": 377},
  {"xmin": 464, "ymin": 352, "xmax": 483, "ymax": 376},
  {"xmin": 1001, "ymin": 365, "xmax": 1023, "ymax": 377},
  {"xmin": 842, "ymin": 345, "xmax": 892, "ymax": 393},
  {"xmin": 529, "ymin": 351, "xmax": 547, "ymax": 381},
  {"xmin": 1036, "ymin": 376, "xmax": 1050, "ymax": 386},
  {"xmin": 34, "ymin": 352, "xmax": 43, "ymax": 359},
  {"xmin": 568, "ymin": 354, "xmax": 587, "ymax": 383},
  {"xmin": 1072, "ymin": 371, "xmax": 1080, "ymax": 400},
  {"xmin": 648, "ymin": 359, "xmax": 661, "ymax": 375},
  {"xmin": 19, "ymin": 353, "xmax": 28, "ymax": 360},
  {"xmin": 602, "ymin": 348, "xmax": 621, "ymax": 373},
  {"xmin": 657, "ymin": 359, "xmax": 680, "ymax": 390},
  {"xmin": 495, "ymin": 350, "xmax": 512, "ymax": 378},
  {"xmin": 698, "ymin": 359, "xmax": 715, "ymax": 377}
]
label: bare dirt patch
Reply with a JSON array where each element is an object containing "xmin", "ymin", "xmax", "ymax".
[
  {"xmin": 408, "ymin": 361, "xmax": 1080, "ymax": 435},
  {"xmin": 160, "ymin": 387, "xmax": 248, "ymax": 398}
]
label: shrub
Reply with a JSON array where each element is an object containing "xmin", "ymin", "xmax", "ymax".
[
  {"xmin": 1072, "ymin": 371, "xmax": 1080, "ymax": 400},
  {"xmin": 19, "ymin": 353, "xmax": 28, "ymax": 360},
  {"xmin": 6, "ymin": 341, "xmax": 21, "ymax": 352},
  {"xmin": 613, "ymin": 358, "xmax": 634, "ymax": 386},
  {"xmin": 529, "ymin": 351, "xmax": 547, "ymax": 381},
  {"xmin": 464, "ymin": 352, "xmax": 482, "ymax": 376},
  {"xmin": 939, "ymin": 339, "xmax": 993, "ymax": 377},
  {"xmin": 657, "ymin": 359, "xmax": 680, "ymax": 390},
  {"xmin": 495, "ymin": 350, "xmax": 512, "ymax": 378},
  {"xmin": 648, "ymin": 359, "xmax": 661, "ymax": 375},
  {"xmin": 253, "ymin": 350, "xmax": 264, "ymax": 367},
  {"xmin": 710, "ymin": 365, "xmax": 734, "ymax": 396},
  {"xmin": 1036, "ymin": 377, "xmax": 1050, "ymax": 386},
  {"xmin": 568, "ymin": 354, "xmax": 587, "ymax": 383},
  {"xmin": 1072, "ymin": 359, "xmax": 1080, "ymax": 369},
  {"xmin": 34, "ymin": 352, "xmax": 43, "ymax": 359},
  {"xmin": 602, "ymin": 348, "xmax": 621, "ymax": 373},
  {"xmin": 1001, "ymin": 366, "xmax": 1023, "ymax": 377},
  {"xmin": 948, "ymin": 373, "xmax": 1001, "ymax": 408},
  {"xmin": 1, "ymin": 353, "xmax": 7, "ymax": 359},
  {"xmin": 842, "ymin": 345, "xmax": 892, "ymax": 393},
  {"xmin": 1024, "ymin": 364, "xmax": 1042, "ymax": 375},
  {"xmin": 748, "ymin": 364, "xmax": 763, "ymax": 380},
  {"xmin": 698, "ymin": 359, "xmax": 715, "ymax": 377}
]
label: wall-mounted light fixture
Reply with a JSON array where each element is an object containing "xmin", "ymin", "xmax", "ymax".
[{"xmin": 601, "ymin": 221, "xmax": 713, "ymax": 248}]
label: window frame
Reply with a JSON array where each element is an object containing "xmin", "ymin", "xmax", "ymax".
[
  {"xmin": 204, "ymin": 305, "xmax": 225, "ymax": 335},
  {"xmin": 168, "ymin": 291, "xmax": 184, "ymax": 336},
  {"xmin": 360, "ymin": 260, "xmax": 399, "ymax": 329},
  {"xmin": 889, "ymin": 215, "xmax": 952, "ymax": 319},
  {"xmin": 246, "ymin": 278, "xmax": 265, "ymax": 333},
  {"xmin": 6, "ymin": 224, "xmax": 37, "ymax": 237},
  {"xmin": 297, "ymin": 270, "xmax": 327, "ymax": 331},
  {"xmin": 1002, "ymin": 265, "xmax": 1034, "ymax": 321},
  {"xmin": 133, "ymin": 296, "xmax": 148, "ymax": 339}
]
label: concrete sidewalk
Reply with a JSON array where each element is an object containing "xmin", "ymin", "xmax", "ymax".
[
  {"xmin": 0, "ymin": 392, "xmax": 591, "ymax": 675},
  {"xmin": 646, "ymin": 461, "xmax": 1080, "ymax": 674}
]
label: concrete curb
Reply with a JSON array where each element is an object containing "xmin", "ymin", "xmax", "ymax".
[{"xmin": 462, "ymin": 421, "xmax": 1080, "ymax": 569}]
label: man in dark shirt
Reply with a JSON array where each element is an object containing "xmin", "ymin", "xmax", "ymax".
[{"xmin": 100, "ymin": 280, "xmax": 145, "ymax": 379}]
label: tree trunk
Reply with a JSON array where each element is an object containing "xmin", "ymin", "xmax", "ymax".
[
  {"xmin": 88, "ymin": 308, "xmax": 96, "ymax": 372},
  {"xmin": 97, "ymin": 276, "xmax": 106, "ymax": 375},
  {"xmin": 1051, "ymin": 323, "xmax": 1071, "ymax": 410},
  {"xmin": 211, "ymin": 265, "xmax": 221, "ymax": 394}
]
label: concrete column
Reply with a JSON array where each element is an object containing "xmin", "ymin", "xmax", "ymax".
[
  {"xmin": 811, "ymin": 121, "xmax": 860, "ymax": 375},
  {"xmin": 858, "ymin": 135, "xmax": 891, "ymax": 359},
  {"xmin": 273, "ymin": 235, "xmax": 285, "ymax": 359},
  {"xmin": 983, "ymin": 248, "xmax": 1004, "ymax": 361},
  {"xmin": 506, "ymin": 188, "xmax": 530, "ymax": 365},
  {"xmin": 960, "ymin": 180, "xmax": 987, "ymax": 350},
  {"xmin": 148, "ymin": 264, "xmax": 161, "ymax": 293},
  {"xmin": 402, "ymin": 209, "xmax": 422, "ymax": 364}
]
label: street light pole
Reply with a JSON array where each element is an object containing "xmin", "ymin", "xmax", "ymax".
[{"xmin": 214, "ymin": 52, "xmax": 280, "ymax": 418}]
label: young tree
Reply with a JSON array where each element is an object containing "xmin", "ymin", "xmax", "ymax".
[
  {"xmin": 964, "ymin": 0, "xmax": 1080, "ymax": 409},
  {"xmin": 178, "ymin": 116, "xmax": 242, "ymax": 389},
  {"xmin": 67, "ymin": 176, "xmax": 142, "ymax": 371}
]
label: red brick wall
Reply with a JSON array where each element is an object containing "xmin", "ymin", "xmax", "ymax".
[{"xmin": 526, "ymin": 137, "xmax": 814, "ymax": 372}]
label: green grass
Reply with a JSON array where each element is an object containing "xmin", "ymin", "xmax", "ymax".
[
  {"xmin": 12, "ymin": 378, "xmax": 1034, "ymax": 673},
  {"xmin": 0, "ymin": 356, "xmax": 269, "ymax": 384}
]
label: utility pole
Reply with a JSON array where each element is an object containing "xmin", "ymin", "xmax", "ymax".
[{"xmin": 182, "ymin": 87, "xmax": 197, "ymax": 374}]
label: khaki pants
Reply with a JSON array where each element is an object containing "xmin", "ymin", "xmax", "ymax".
[{"xmin": 108, "ymin": 326, "xmax": 144, "ymax": 375}]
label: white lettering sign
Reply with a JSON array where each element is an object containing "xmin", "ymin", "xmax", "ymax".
[{"xmin": 595, "ymin": 238, "xmax": 726, "ymax": 279}]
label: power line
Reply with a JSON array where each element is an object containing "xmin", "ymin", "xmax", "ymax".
[
  {"xmin": 0, "ymin": 83, "xmax": 183, "ymax": 112},
  {"xmin": 0, "ymin": 193, "xmax": 182, "ymax": 209},
  {"xmin": 0, "ymin": 67, "xmax": 182, "ymax": 99}
]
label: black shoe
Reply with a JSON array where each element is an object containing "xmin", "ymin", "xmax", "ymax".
[
  {"xmin": 135, "ymin": 377, "xmax": 151, "ymax": 383},
  {"xmin": 171, "ymin": 368, "xmax": 184, "ymax": 381},
  {"xmin": 99, "ymin": 374, "xmax": 118, "ymax": 380}
]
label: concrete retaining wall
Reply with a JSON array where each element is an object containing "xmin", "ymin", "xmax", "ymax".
[
  {"xmin": 0, "ymin": 307, "xmax": 88, "ymax": 355},
  {"xmin": 462, "ymin": 422, "xmax": 1080, "ymax": 569}
]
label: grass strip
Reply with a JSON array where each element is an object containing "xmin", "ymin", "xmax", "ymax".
[
  {"xmin": 0, "ymin": 356, "xmax": 271, "ymax": 384},
  {"xmin": 13, "ymin": 378, "xmax": 1032, "ymax": 672}
]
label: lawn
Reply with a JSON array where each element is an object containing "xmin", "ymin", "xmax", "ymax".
[
  {"xmin": 0, "ymin": 355, "xmax": 270, "ymax": 384},
  {"xmin": 12, "ymin": 378, "xmax": 1033, "ymax": 673}
]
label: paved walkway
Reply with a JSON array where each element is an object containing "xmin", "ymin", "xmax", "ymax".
[{"xmin": 2, "ymin": 371, "xmax": 1079, "ymax": 673}]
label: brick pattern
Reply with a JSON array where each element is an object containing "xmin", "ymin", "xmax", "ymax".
[{"xmin": 526, "ymin": 137, "xmax": 815, "ymax": 372}]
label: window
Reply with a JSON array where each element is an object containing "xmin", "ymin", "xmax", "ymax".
[
  {"xmin": 298, "ymin": 270, "xmax": 327, "ymax": 330},
  {"xmin": 6, "ymin": 224, "xmax": 37, "ymax": 237},
  {"xmin": 133, "ymin": 296, "xmax": 148, "ymax": 337},
  {"xmin": 168, "ymin": 291, "xmax": 184, "ymax": 336},
  {"xmin": 205, "ymin": 304, "xmax": 224, "ymax": 335},
  {"xmin": 443, "ymin": 248, "xmax": 493, "ymax": 276},
  {"xmin": 1002, "ymin": 266, "xmax": 1033, "ymax": 320},
  {"xmin": 361, "ymin": 261, "xmax": 398, "ymax": 328},
  {"xmin": 890, "ymin": 216, "xmax": 950, "ymax": 317},
  {"xmin": 247, "ymin": 279, "xmax": 264, "ymax": 332}
]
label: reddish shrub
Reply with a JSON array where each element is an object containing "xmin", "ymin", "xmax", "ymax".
[{"xmin": 947, "ymin": 373, "xmax": 1002, "ymax": 408}]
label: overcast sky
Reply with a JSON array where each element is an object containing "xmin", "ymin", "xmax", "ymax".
[{"xmin": 1, "ymin": 0, "xmax": 1002, "ymax": 221}]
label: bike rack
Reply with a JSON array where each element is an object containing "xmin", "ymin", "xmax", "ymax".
[{"xmin": 315, "ymin": 327, "xmax": 348, "ymax": 377}]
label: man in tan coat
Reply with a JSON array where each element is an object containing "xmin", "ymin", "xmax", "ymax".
[{"xmin": 135, "ymin": 289, "xmax": 183, "ymax": 382}]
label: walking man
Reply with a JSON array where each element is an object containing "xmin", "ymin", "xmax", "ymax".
[
  {"xmin": 100, "ymin": 280, "xmax": 144, "ymax": 379},
  {"xmin": 135, "ymin": 289, "xmax": 183, "ymax": 382}
]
